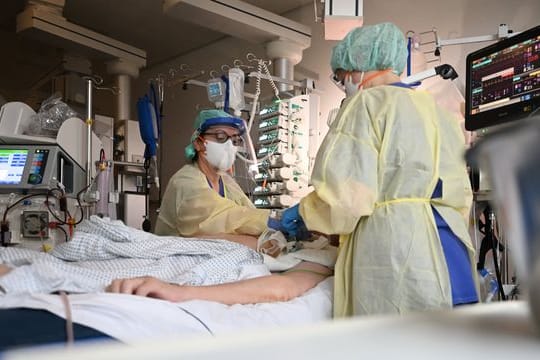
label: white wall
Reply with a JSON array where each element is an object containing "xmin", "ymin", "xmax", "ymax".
[{"xmin": 136, "ymin": 0, "xmax": 540, "ymax": 187}]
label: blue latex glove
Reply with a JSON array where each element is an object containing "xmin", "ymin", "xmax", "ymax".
[
  {"xmin": 280, "ymin": 204, "xmax": 310, "ymax": 240},
  {"xmin": 267, "ymin": 216, "xmax": 281, "ymax": 231}
]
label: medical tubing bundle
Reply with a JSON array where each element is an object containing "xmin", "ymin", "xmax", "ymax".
[
  {"xmin": 141, "ymin": 158, "xmax": 152, "ymax": 232},
  {"xmin": 246, "ymin": 57, "xmax": 280, "ymax": 132},
  {"xmin": 45, "ymin": 188, "xmax": 71, "ymax": 224},
  {"xmin": 75, "ymin": 170, "xmax": 102, "ymax": 225},
  {"xmin": 237, "ymin": 57, "xmax": 282, "ymax": 168},
  {"xmin": 488, "ymin": 210, "xmax": 507, "ymax": 301},
  {"xmin": 0, "ymin": 188, "xmax": 70, "ymax": 246},
  {"xmin": 477, "ymin": 206, "xmax": 507, "ymax": 301},
  {"xmin": 246, "ymin": 59, "xmax": 264, "ymax": 132},
  {"xmin": 138, "ymin": 82, "xmax": 162, "ymax": 190},
  {"xmin": 95, "ymin": 160, "xmax": 113, "ymax": 217}
]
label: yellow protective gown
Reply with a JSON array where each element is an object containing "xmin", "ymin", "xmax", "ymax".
[
  {"xmin": 155, "ymin": 164, "xmax": 269, "ymax": 236},
  {"xmin": 300, "ymin": 85, "xmax": 476, "ymax": 316}
]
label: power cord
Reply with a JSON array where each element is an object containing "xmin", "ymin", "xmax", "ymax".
[
  {"xmin": 177, "ymin": 306, "xmax": 214, "ymax": 336},
  {"xmin": 477, "ymin": 205, "xmax": 507, "ymax": 301}
]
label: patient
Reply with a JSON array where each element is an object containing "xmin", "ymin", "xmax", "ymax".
[
  {"xmin": 0, "ymin": 264, "xmax": 10, "ymax": 276},
  {"xmin": 0, "ymin": 248, "xmax": 332, "ymax": 303},
  {"xmin": 0, "ymin": 217, "xmax": 333, "ymax": 351},
  {"xmin": 0, "ymin": 242, "xmax": 331, "ymax": 352},
  {"xmin": 106, "ymin": 233, "xmax": 332, "ymax": 304}
]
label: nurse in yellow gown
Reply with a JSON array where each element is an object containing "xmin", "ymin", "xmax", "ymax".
[
  {"xmin": 155, "ymin": 109, "xmax": 269, "ymax": 237},
  {"xmin": 298, "ymin": 23, "xmax": 478, "ymax": 316}
]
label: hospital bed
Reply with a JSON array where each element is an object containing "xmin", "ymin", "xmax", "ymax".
[
  {"xmin": 0, "ymin": 216, "xmax": 333, "ymax": 350},
  {"xmin": 7, "ymin": 300, "xmax": 538, "ymax": 360},
  {"xmin": 0, "ymin": 277, "xmax": 333, "ymax": 345}
]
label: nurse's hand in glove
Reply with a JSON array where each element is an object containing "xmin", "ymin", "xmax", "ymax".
[{"xmin": 280, "ymin": 204, "xmax": 310, "ymax": 241}]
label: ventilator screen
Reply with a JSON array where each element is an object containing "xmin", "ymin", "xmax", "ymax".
[
  {"xmin": 0, "ymin": 149, "xmax": 28, "ymax": 185},
  {"xmin": 465, "ymin": 24, "xmax": 540, "ymax": 130}
]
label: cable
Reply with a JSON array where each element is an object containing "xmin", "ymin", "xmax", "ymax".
[
  {"xmin": 2, "ymin": 192, "xmax": 49, "ymax": 224},
  {"xmin": 45, "ymin": 189, "xmax": 69, "ymax": 225},
  {"xmin": 58, "ymin": 291, "xmax": 74, "ymax": 346},
  {"xmin": 51, "ymin": 223, "xmax": 69, "ymax": 242},
  {"xmin": 484, "ymin": 206, "xmax": 507, "ymax": 301},
  {"xmin": 142, "ymin": 159, "xmax": 151, "ymax": 232},
  {"xmin": 74, "ymin": 170, "xmax": 102, "ymax": 225},
  {"xmin": 177, "ymin": 306, "xmax": 214, "ymax": 336}
]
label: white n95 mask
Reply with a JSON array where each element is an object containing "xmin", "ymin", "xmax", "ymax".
[
  {"xmin": 205, "ymin": 139, "xmax": 237, "ymax": 171},
  {"xmin": 344, "ymin": 72, "xmax": 364, "ymax": 98}
]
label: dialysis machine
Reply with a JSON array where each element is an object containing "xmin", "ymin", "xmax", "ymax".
[
  {"xmin": 0, "ymin": 145, "xmax": 86, "ymax": 250},
  {"xmin": 0, "ymin": 102, "xmax": 107, "ymax": 251}
]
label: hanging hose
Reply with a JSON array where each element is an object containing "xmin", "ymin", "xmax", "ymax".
[
  {"xmin": 246, "ymin": 60, "xmax": 263, "ymax": 132},
  {"xmin": 487, "ymin": 209, "xmax": 507, "ymax": 301},
  {"xmin": 237, "ymin": 55, "xmax": 283, "ymax": 170},
  {"xmin": 142, "ymin": 158, "xmax": 151, "ymax": 232}
]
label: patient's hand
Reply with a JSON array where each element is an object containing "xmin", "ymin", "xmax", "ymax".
[
  {"xmin": 0, "ymin": 264, "xmax": 12, "ymax": 277},
  {"xmin": 107, "ymin": 277, "xmax": 184, "ymax": 302}
]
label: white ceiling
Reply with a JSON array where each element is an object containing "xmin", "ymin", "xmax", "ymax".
[
  {"xmin": 0, "ymin": 0, "xmax": 313, "ymax": 102},
  {"xmin": 4, "ymin": 0, "xmax": 313, "ymax": 66}
]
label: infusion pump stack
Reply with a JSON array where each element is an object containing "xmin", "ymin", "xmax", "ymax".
[{"xmin": 252, "ymin": 94, "xmax": 319, "ymax": 209}]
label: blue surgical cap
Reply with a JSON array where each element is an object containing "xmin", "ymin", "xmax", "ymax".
[
  {"xmin": 330, "ymin": 22, "xmax": 408, "ymax": 75},
  {"xmin": 184, "ymin": 109, "xmax": 245, "ymax": 160}
]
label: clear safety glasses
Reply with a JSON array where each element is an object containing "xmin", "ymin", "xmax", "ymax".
[{"xmin": 203, "ymin": 130, "xmax": 244, "ymax": 146}]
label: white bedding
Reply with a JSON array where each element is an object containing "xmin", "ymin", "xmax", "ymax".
[
  {"xmin": 0, "ymin": 216, "xmax": 334, "ymax": 342},
  {"xmin": 0, "ymin": 277, "xmax": 333, "ymax": 343},
  {"xmin": 0, "ymin": 216, "xmax": 263, "ymax": 295}
]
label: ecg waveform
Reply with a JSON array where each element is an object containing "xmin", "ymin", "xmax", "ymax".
[{"xmin": 470, "ymin": 39, "xmax": 540, "ymax": 112}]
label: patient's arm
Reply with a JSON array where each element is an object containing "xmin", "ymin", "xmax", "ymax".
[
  {"xmin": 107, "ymin": 261, "xmax": 332, "ymax": 305},
  {"xmin": 195, "ymin": 233, "xmax": 258, "ymax": 250},
  {"xmin": 0, "ymin": 264, "xmax": 12, "ymax": 277}
]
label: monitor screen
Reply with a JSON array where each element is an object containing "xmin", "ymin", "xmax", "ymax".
[
  {"xmin": 0, "ymin": 149, "xmax": 28, "ymax": 185},
  {"xmin": 465, "ymin": 24, "xmax": 540, "ymax": 131}
]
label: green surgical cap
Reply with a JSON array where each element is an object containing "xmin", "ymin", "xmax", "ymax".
[
  {"xmin": 193, "ymin": 109, "xmax": 231, "ymax": 131},
  {"xmin": 184, "ymin": 109, "xmax": 243, "ymax": 160},
  {"xmin": 330, "ymin": 22, "xmax": 408, "ymax": 75}
]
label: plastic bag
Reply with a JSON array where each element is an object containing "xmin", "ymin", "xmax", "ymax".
[
  {"xmin": 26, "ymin": 94, "xmax": 79, "ymax": 137},
  {"xmin": 228, "ymin": 67, "xmax": 245, "ymax": 116}
]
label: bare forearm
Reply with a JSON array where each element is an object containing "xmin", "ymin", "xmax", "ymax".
[
  {"xmin": 0, "ymin": 264, "xmax": 12, "ymax": 276},
  {"xmin": 107, "ymin": 262, "xmax": 332, "ymax": 305},
  {"xmin": 174, "ymin": 262, "xmax": 332, "ymax": 304},
  {"xmin": 177, "ymin": 275, "xmax": 296, "ymax": 304}
]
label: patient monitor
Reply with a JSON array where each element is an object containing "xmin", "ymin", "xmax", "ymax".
[
  {"xmin": 0, "ymin": 145, "xmax": 85, "ymax": 195},
  {"xmin": 465, "ymin": 24, "xmax": 540, "ymax": 131},
  {"xmin": 466, "ymin": 24, "xmax": 540, "ymax": 327}
]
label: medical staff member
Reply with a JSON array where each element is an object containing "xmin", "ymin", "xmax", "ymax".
[
  {"xmin": 280, "ymin": 22, "xmax": 478, "ymax": 316},
  {"xmin": 155, "ymin": 109, "xmax": 269, "ymax": 239}
]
